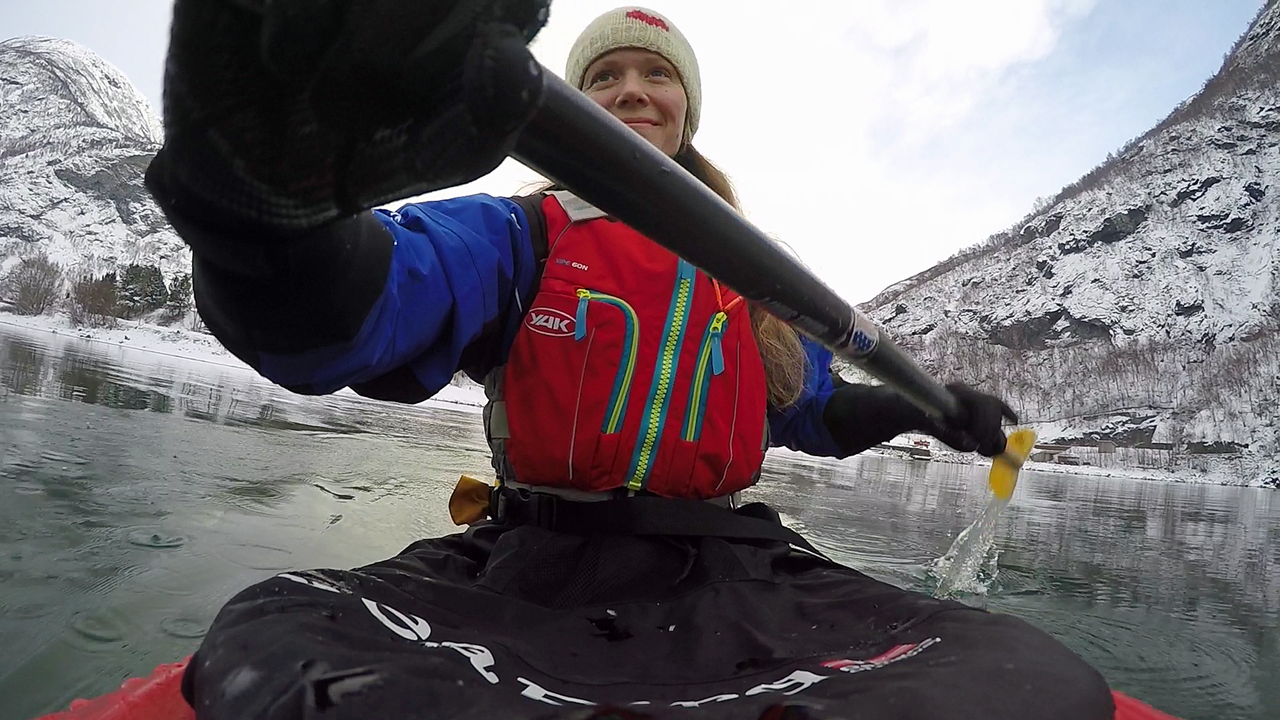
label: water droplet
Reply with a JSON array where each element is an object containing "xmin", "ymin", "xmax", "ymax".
[
  {"xmin": 71, "ymin": 611, "xmax": 126, "ymax": 644},
  {"xmin": 9, "ymin": 603, "xmax": 54, "ymax": 620},
  {"xmin": 127, "ymin": 528, "xmax": 187, "ymax": 549},
  {"xmin": 313, "ymin": 484, "xmax": 355, "ymax": 500},
  {"xmin": 217, "ymin": 542, "xmax": 294, "ymax": 571},
  {"xmin": 160, "ymin": 616, "xmax": 207, "ymax": 639}
]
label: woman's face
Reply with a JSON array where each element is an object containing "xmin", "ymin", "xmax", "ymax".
[{"xmin": 582, "ymin": 48, "xmax": 688, "ymax": 158}]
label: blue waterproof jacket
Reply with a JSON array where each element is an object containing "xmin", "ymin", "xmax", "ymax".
[{"xmin": 240, "ymin": 194, "xmax": 846, "ymax": 458}]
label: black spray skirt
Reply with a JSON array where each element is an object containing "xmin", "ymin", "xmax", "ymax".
[{"xmin": 182, "ymin": 516, "xmax": 1114, "ymax": 720}]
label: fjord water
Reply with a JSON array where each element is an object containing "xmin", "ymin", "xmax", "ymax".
[{"xmin": 0, "ymin": 326, "xmax": 1275, "ymax": 720}]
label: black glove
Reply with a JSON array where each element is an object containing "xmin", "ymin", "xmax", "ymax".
[
  {"xmin": 823, "ymin": 382, "xmax": 1017, "ymax": 458},
  {"xmin": 926, "ymin": 383, "xmax": 1018, "ymax": 457},
  {"xmin": 145, "ymin": 0, "xmax": 549, "ymax": 241}
]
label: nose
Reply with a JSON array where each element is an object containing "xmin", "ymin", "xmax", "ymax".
[{"xmin": 614, "ymin": 71, "xmax": 650, "ymax": 109}]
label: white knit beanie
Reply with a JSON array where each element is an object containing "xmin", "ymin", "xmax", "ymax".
[{"xmin": 565, "ymin": 7, "xmax": 702, "ymax": 138}]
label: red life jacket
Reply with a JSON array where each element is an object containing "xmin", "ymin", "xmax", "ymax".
[{"xmin": 494, "ymin": 193, "xmax": 769, "ymax": 500}]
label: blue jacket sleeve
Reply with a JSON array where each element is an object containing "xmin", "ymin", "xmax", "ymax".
[
  {"xmin": 253, "ymin": 194, "xmax": 538, "ymax": 398},
  {"xmin": 767, "ymin": 336, "xmax": 846, "ymax": 457}
]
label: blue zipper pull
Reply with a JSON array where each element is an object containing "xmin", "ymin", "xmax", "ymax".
[
  {"xmin": 678, "ymin": 259, "xmax": 696, "ymax": 281},
  {"xmin": 575, "ymin": 290, "xmax": 590, "ymax": 341}
]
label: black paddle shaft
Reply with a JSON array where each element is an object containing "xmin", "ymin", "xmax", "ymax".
[{"xmin": 500, "ymin": 62, "xmax": 963, "ymax": 424}]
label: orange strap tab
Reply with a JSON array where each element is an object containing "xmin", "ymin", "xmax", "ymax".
[{"xmin": 711, "ymin": 278, "xmax": 743, "ymax": 312}]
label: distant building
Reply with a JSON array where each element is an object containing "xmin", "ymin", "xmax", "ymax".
[{"xmin": 1030, "ymin": 444, "xmax": 1070, "ymax": 463}]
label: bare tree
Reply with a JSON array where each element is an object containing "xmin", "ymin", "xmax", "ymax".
[
  {"xmin": 1, "ymin": 253, "xmax": 63, "ymax": 315},
  {"xmin": 67, "ymin": 275, "xmax": 119, "ymax": 328}
]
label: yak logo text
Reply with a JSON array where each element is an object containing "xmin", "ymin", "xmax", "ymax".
[{"xmin": 526, "ymin": 308, "xmax": 576, "ymax": 337}]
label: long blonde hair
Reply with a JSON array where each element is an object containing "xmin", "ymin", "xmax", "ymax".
[{"xmin": 673, "ymin": 145, "xmax": 806, "ymax": 408}]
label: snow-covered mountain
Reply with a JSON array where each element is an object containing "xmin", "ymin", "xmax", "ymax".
[
  {"xmin": 1, "ymin": 20, "xmax": 1274, "ymax": 483},
  {"xmin": 863, "ymin": 1, "xmax": 1280, "ymax": 484},
  {"xmin": 0, "ymin": 36, "xmax": 187, "ymax": 281}
]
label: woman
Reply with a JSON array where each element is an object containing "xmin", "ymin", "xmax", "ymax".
[{"xmin": 147, "ymin": 4, "xmax": 1116, "ymax": 719}]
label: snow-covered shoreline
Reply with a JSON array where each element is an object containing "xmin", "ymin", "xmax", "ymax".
[
  {"xmin": 776, "ymin": 444, "xmax": 1273, "ymax": 489},
  {"xmin": 3, "ymin": 310, "xmax": 1271, "ymax": 489},
  {"xmin": 971, "ymin": 453, "xmax": 1268, "ymax": 489},
  {"xmin": 0, "ymin": 309, "xmax": 244, "ymax": 369},
  {"xmin": 0, "ymin": 310, "xmax": 490, "ymax": 410},
  {"xmin": 866, "ymin": 435, "xmax": 1273, "ymax": 488}
]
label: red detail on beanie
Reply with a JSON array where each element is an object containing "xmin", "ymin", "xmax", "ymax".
[{"xmin": 626, "ymin": 10, "xmax": 669, "ymax": 31}]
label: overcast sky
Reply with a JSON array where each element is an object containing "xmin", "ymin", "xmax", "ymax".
[{"xmin": 2, "ymin": 0, "xmax": 1266, "ymax": 303}]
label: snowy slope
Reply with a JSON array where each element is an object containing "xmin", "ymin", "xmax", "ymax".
[
  {"xmin": 0, "ymin": 36, "xmax": 187, "ymax": 281},
  {"xmin": 861, "ymin": 1, "xmax": 1280, "ymax": 485}
]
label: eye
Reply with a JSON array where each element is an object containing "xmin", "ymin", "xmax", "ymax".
[
  {"xmin": 587, "ymin": 69, "xmax": 616, "ymax": 87},
  {"xmin": 648, "ymin": 67, "xmax": 672, "ymax": 79}
]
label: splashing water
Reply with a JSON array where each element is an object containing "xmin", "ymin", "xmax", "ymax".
[{"xmin": 930, "ymin": 495, "xmax": 1008, "ymax": 598}]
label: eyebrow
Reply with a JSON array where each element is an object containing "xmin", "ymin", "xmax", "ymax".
[{"xmin": 590, "ymin": 54, "xmax": 675, "ymax": 73}]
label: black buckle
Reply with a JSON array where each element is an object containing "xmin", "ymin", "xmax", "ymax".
[
  {"xmin": 528, "ymin": 492, "xmax": 557, "ymax": 529},
  {"xmin": 488, "ymin": 485, "xmax": 508, "ymax": 523},
  {"xmin": 489, "ymin": 487, "xmax": 558, "ymax": 529}
]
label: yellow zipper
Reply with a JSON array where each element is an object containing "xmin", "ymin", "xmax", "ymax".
[
  {"xmin": 682, "ymin": 311, "xmax": 727, "ymax": 442},
  {"xmin": 627, "ymin": 261, "xmax": 696, "ymax": 489},
  {"xmin": 576, "ymin": 289, "xmax": 639, "ymax": 434}
]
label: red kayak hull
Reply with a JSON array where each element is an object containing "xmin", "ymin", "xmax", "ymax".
[
  {"xmin": 1113, "ymin": 691, "xmax": 1182, "ymax": 720},
  {"xmin": 37, "ymin": 660, "xmax": 194, "ymax": 720}
]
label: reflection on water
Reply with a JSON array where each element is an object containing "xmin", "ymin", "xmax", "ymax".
[
  {"xmin": 0, "ymin": 334, "xmax": 379, "ymax": 436},
  {"xmin": 0, "ymin": 327, "xmax": 476, "ymax": 720},
  {"xmin": 749, "ymin": 455, "xmax": 1279, "ymax": 720},
  {"xmin": 0, "ymin": 325, "xmax": 1277, "ymax": 720}
]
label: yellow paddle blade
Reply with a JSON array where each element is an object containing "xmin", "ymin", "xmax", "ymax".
[
  {"xmin": 448, "ymin": 474, "xmax": 495, "ymax": 526},
  {"xmin": 988, "ymin": 429, "xmax": 1037, "ymax": 501}
]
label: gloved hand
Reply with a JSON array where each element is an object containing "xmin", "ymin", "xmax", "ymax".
[
  {"xmin": 925, "ymin": 383, "xmax": 1018, "ymax": 457},
  {"xmin": 145, "ymin": 0, "xmax": 549, "ymax": 237},
  {"xmin": 823, "ymin": 382, "xmax": 1017, "ymax": 458}
]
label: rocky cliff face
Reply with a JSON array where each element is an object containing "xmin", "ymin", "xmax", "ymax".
[
  {"xmin": 861, "ymin": 1, "xmax": 1280, "ymax": 484},
  {"xmin": 0, "ymin": 36, "xmax": 187, "ymax": 282}
]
